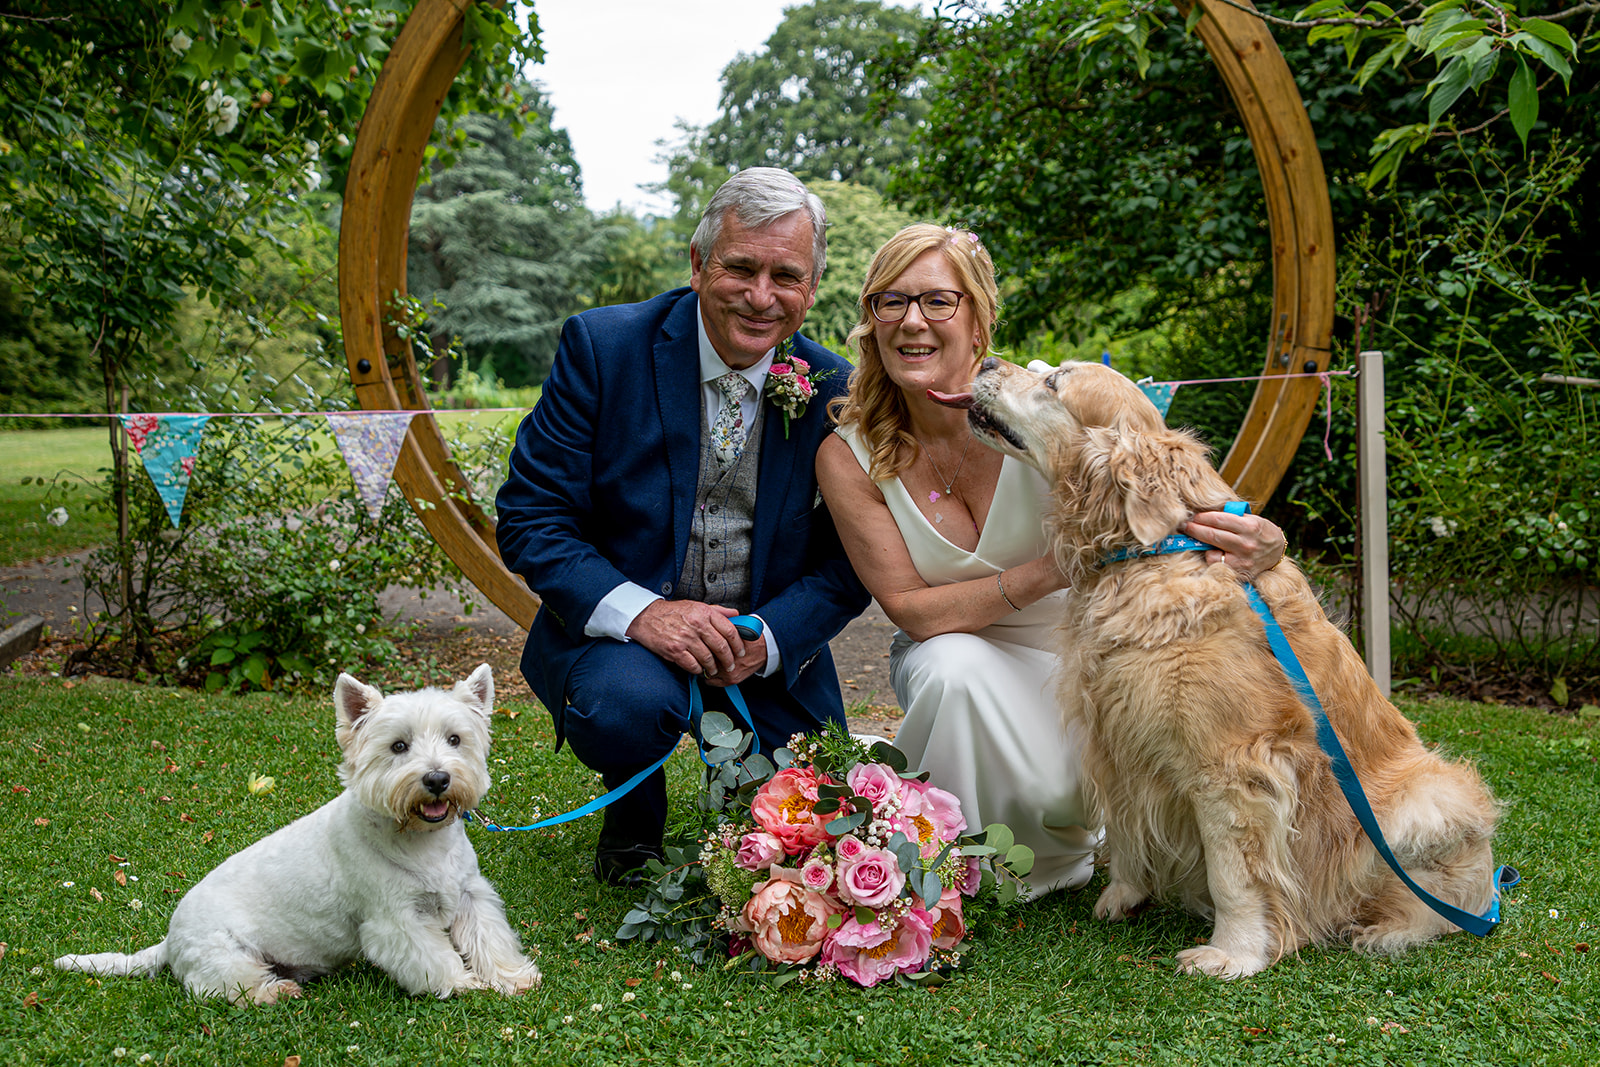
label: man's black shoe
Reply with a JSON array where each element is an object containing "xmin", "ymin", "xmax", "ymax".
[{"xmin": 593, "ymin": 843, "xmax": 665, "ymax": 889}]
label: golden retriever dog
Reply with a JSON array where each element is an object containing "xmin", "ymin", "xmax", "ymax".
[{"xmin": 951, "ymin": 357, "xmax": 1499, "ymax": 978}]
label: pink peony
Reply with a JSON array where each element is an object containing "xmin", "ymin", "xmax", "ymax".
[
  {"xmin": 749, "ymin": 767, "xmax": 833, "ymax": 855},
  {"xmin": 834, "ymin": 834, "xmax": 868, "ymax": 864},
  {"xmin": 845, "ymin": 762, "xmax": 902, "ymax": 811},
  {"xmin": 928, "ymin": 887, "xmax": 967, "ymax": 949},
  {"xmin": 957, "ymin": 855, "xmax": 982, "ymax": 897},
  {"xmin": 898, "ymin": 781, "xmax": 967, "ymax": 855},
  {"xmin": 835, "ymin": 847, "xmax": 906, "ymax": 909},
  {"xmin": 800, "ymin": 857, "xmax": 834, "ymax": 894},
  {"xmin": 742, "ymin": 878, "xmax": 842, "ymax": 965},
  {"xmin": 820, "ymin": 907, "xmax": 934, "ymax": 987},
  {"xmin": 735, "ymin": 831, "xmax": 784, "ymax": 872}
]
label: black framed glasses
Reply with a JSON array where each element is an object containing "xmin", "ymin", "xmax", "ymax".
[{"xmin": 865, "ymin": 289, "xmax": 967, "ymax": 323}]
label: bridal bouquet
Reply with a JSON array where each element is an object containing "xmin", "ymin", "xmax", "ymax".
[{"xmin": 616, "ymin": 718, "xmax": 1035, "ymax": 987}]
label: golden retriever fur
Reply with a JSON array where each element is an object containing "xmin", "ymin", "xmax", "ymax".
[{"xmin": 966, "ymin": 358, "xmax": 1499, "ymax": 978}]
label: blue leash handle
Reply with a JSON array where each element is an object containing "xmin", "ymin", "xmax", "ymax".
[
  {"xmin": 1097, "ymin": 502, "xmax": 1516, "ymax": 933},
  {"xmin": 469, "ymin": 615, "xmax": 766, "ymax": 832}
]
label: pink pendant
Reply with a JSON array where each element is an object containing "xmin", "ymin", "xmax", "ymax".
[{"xmin": 929, "ymin": 491, "xmax": 940, "ymax": 503}]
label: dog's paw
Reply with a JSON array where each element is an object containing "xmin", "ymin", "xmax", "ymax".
[
  {"xmin": 439, "ymin": 972, "xmax": 490, "ymax": 998},
  {"xmin": 1175, "ymin": 945, "xmax": 1267, "ymax": 979},
  {"xmin": 491, "ymin": 962, "xmax": 542, "ymax": 995},
  {"xmin": 1093, "ymin": 882, "xmax": 1147, "ymax": 921},
  {"xmin": 246, "ymin": 979, "xmax": 303, "ymax": 1006}
]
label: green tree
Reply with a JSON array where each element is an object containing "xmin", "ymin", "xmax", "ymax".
[
  {"xmin": 408, "ymin": 86, "xmax": 605, "ymax": 387},
  {"xmin": 588, "ymin": 211, "xmax": 687, "ymax": 309},
  {"xmin": 658, "ymin": 0, "xmax": 931, "ymax": 229},
  {"xmin": 807, "ymin": 180, "xmax": 916, "ymax": 349},
  {"xmin": 0, "ymin": 0, "xmax": 538, "ymax": 659}
]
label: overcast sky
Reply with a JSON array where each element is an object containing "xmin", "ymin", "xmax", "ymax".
[{"xmin": 527, "ymin": 1, "xmax": 804, "ymax": 216}]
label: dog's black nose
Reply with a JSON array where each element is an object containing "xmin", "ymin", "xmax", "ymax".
[
  {"xmin": 422, "ymin": 770, "xmax": 451, "ymax": 796},
  {"xmin": 981, "ymin": 356, "xmax": 1000, "ymax": 372}
]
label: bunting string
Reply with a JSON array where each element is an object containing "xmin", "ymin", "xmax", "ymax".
[{"xmin": 1, "ymin": 369, "xmax": 1356, "ymax": 527}]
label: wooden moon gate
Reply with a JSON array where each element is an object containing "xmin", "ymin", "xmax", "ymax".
[{"xmin": 337, "ymin": 0, "xmax": 1335, "ymax": 632}]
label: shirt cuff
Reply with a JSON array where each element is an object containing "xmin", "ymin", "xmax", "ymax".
[
  {"xmin": 584, "ymin": 583, "xmax": 662, "ymax": 641},
  {"xmin": 753, "ymin": 614, "xmax": 782, "ymax": 677}
]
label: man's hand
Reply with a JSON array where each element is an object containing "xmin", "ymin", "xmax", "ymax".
[
  {"xmin": 626, "ymin": 600, "xmax": 747, "ymax": 678},
  {"xmin": 701, "ymin": 630, "xmax": 768, "ymax": 688},
  {"xmin": 1183, "ymin": 510, "xmax": 1287, "ymax": 581}
]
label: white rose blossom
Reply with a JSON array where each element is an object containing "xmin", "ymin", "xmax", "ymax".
[
  {"xmin": 204, "ymin": 87, "xmax": 240, "ymax": 136},
  {"xmin": 46, "ymin": 506, "xmax": 69, "ymax": 527},
  {"xmin": 169, "ymin": 31, "xmax": 192, "ymax": 55}
]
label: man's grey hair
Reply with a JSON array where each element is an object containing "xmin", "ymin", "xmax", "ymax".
[{"xmin": 690, "ymin": 167, "xmax": 828, "ymax": 282}]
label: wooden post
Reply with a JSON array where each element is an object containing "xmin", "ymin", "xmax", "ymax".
[{"xmin": 1357, "ymin": 351, "xmax": 1390, "ymax": 695}]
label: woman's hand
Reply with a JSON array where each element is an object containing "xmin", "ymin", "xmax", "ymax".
[{"xmin": 1182, "ymin": 510, "xmax": 1287, "ymax": 581}]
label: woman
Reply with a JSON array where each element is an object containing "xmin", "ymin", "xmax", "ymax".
[{"xmin": 816, "ymin": 223, "xmax": 1285, "ymax": 894}]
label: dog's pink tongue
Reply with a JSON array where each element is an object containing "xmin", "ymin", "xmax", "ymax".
[
  {"xmin": 423, "ymin": 800, "xmax": 449, "ymax": 820},
  {"xmin": 927, "ymin": 389, "xmax": 974, "ymax": 409}
]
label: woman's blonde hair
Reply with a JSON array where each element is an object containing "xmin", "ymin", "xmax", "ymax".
[{"xmin": 829, "ymin": 223, "xmax": 1002, "ymax": 482}]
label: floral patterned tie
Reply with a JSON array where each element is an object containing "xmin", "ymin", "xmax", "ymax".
[{"xmin": 711, "ymin": 371, "xmax": 751, "ymax": 465}]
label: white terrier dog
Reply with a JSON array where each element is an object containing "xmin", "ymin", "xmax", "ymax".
[{"xmin": 56, "ymin": 664, "xmax": 541, "ymax": 1004}]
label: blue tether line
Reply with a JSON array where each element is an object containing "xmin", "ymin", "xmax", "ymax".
[
  {"xmin": 467, "ymin": 616, "xmax": 765, "ymax": 833},
  {"xmin": 1101, "ymin": 502, "xmax": 1517, "ymax": 935}
]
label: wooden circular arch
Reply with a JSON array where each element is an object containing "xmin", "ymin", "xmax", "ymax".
[{"xmin": 337, "ymin": 0, "xmax": 1335, "ymax": 632}]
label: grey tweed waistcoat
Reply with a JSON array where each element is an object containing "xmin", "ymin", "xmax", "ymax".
[{"xmin": 677, "ymin": 400, "xmax": 764, "ymax": 610}]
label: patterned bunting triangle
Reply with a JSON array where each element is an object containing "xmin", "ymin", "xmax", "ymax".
[
  {"xmin": 325, "ymin": 412, "xmax": 416, "ymax": 522},
  {"xmin": 120, "ymin": 414, "xmax": 211, "ymax": 529},
  {"xmin": 1136, "ymin": 378, "xmax": 1179, "ymax": 419}
]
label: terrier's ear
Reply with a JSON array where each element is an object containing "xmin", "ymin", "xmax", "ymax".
[
  {"xmin": 333, "ymin": 673, "xmax": 384, "ymax": 732},
  {"xmin": 455, "ymin": 663, "xmax": 494, "ymax": 717}
]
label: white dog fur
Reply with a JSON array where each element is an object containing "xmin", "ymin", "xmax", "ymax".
[
  {"xmin": 56, "ymin": 664, "xmax": 541, "ymax": 1004},
  {"xmin": 964, "ymin": 358, "xmax": 1499, "ymax": 978}
]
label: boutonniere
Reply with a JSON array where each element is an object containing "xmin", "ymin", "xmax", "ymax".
[{"xmin": 765, "ymin": 336, "xmax": 829, "ymax": 437}]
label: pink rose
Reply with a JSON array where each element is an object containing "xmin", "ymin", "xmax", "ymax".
[
  {"xmin": 834, "ymin": 834, "xmax": 867, "ymax": 864},
  {"xmin": 800, "ymin": 857, "xmax": 834, "ymax": 893},
  {"xmin": 845, "ymin": 762, "xmax": 902, "ymax": 811},
  {"xmin": 742, "ymin": 878, "xmax": 842, "ymax": 965},
  {"xmin": 770, "ymin": 363, "xmax": 792, "ymax": 376},
  {"xmin": 791, "ymin": 356, "xmax": 810, "ymax": 374},
  {"xmin": 820, "ymin": 908, "xmax": 934, "ymax": 987},
  {"xmin": 928, "ymin": 887, "xmax": 967, "ymax": 949},
  {"xmin": 735, "ymin": 831, "xmax": 784, "ymax": 872},
  {"xmin": 836, "ymin": 847, "xmax": 906, "ymax": 909},
  {"xmin": 798, "ymin": 377, "xmax": 814, "ymax": 396},
  {"xmin": 749, "ymin": 767, "xmax": 833, "ymax": 855}
]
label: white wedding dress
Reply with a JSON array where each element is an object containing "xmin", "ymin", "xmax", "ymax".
[{"xmin": 837, "ymin": 427, "xmax": 1100, "ymax": 895}]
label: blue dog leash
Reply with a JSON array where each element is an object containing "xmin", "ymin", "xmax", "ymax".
[
  {"xmin": 468, "ymin": 615, "xmax": 766, "ymax": 833},
  {"xmin": 1101, "ymin": 502, "xmax": 1517, "ymax": 934}
]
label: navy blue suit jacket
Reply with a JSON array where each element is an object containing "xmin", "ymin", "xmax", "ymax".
[{"xmin": 495, "ymin": 288, "xmax": 869, "ymax": 738}]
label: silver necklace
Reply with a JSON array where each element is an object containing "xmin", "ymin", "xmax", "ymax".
[{"xmin": 916, "ymin": 435, "xmax": 972, "ymax": 524}]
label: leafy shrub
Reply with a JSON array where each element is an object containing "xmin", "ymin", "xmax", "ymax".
[
  {"xmin": 1302, "ymin": 142, "xmax": 1599, "ymax": 705},
  {"xmin": 72, "ymin": 414, "xmax": 483, "ymax": 692}
]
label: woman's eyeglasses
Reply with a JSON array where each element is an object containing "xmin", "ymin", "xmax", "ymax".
[{"xmin": 864, "ymin": 289, "xmax": 967, "ymax": 323}]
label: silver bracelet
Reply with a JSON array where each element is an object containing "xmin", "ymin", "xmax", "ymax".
[{"xmin": 996, "ymin": 572, "xmax": 1021, "ymax": 612}]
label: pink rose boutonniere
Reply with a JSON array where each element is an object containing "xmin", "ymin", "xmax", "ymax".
[{"xmin": 765, "ymin": 336, "xmax": 828, "ymax": 437}]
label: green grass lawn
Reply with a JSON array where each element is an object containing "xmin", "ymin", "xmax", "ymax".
[
  {"xmin": 0, "ymin": 410, "xmax": 527, "ymax": 567},
  {"xmin": 2, "ymin": 677, "xmax": 1595, "ymax": 1065}
]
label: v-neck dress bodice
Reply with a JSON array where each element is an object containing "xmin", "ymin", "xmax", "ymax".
[{"xmin": 836, "ymin": 425, "xmax": 1098, "ymax": 894}]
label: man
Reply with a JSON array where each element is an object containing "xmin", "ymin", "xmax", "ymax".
[{"xmin": 495, "ymin": 168, "xmax": 869, "ymax": 885}]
